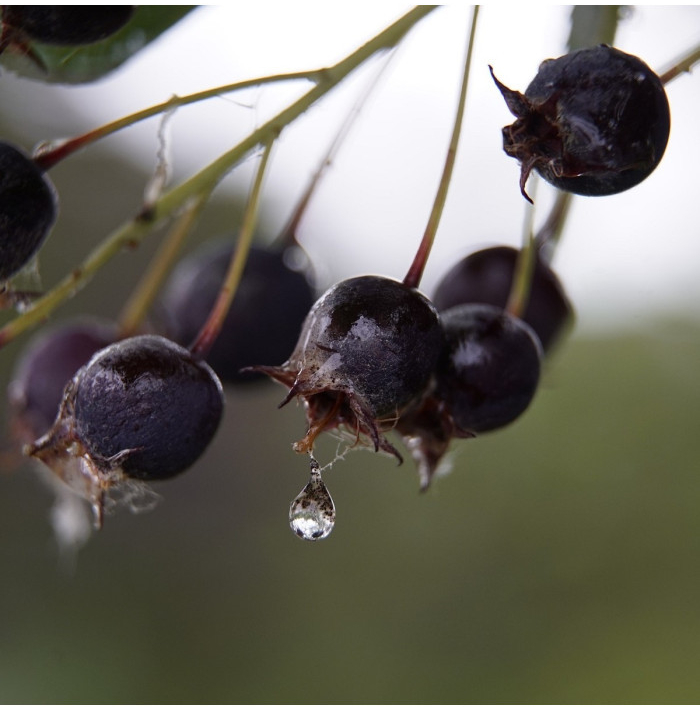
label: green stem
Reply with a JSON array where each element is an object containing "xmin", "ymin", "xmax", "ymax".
[
  {"xmin": 33, "ymin": 70, "xmax": 320, "ymax": 171},
  {"xmin": 0, "ymin": 5, "xmax": 435, "ymax": 349},
  {"xmin": 506, "ymin": 186, "xmax": 537, "ymax": 319},
  {"xmin": 403, "ymin": 6, "xmax": 479, "ymax": 289},
  {"xmin": 534, "ymin": 191, "xmax": 572, "ymax": 262},
  {"xmin": 118, "ymin": 190, "xmax": 211, "ymax": 337},
  {"xmin": 190, "ymin": 138, "xmax": 275, "ymax": 359}
]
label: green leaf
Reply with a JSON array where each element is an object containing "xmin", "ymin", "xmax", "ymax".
[{"xmin": 0, "ymin": 6, "xmax": 197, "ymax": 84}]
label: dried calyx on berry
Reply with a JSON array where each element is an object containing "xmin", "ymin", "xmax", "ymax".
[
  {"xmin": 159, "ymin": 241, "xmax": 315, "ymax": 384},
  {"xmin": 25, "ymin": 334, "xmax": 224, "ymax": 527},
  {"xmin": 0, "ymin": 140, "xmax": 57, "ymax": 284},
  {"xmin": 398, "ymin": 303, "xmax": 543, "ymax": 489},
  {"xmin": 490, "ymin": 45, "xmax": 670, "ymax": 201},
  {"xmin": 251, "ymin": 275, "xmax": 444, "ymax": 461},
  {"xmin": 432, "ymin": 245, "xmax": 573, "ymax": 353},
  {"xmin": 8, "ymin": 318, "xmax": 118, "ymax": 552}
]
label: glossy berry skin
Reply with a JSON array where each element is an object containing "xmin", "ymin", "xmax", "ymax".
[
  {"xmin": 0, "ymin": 141, "xmax": 57, "ymax": 282},
  {"xmin": 70, "ymin": 334, "xmax": 224, "ymax": 481},
  {"xmin": 491, "ymin": 45, "xmax": 670, "ymax": 199},
  {"xmin": 432, "ymin": 246, "xmax": 572, "ymax": 352},
  {"xmin": 160, "ymin": 242, "xmax": 315, "ymax": 383},
  {"xmin": 255, "ymin": 275, "xmax": 444, "ymax": 459},
  {"xmin": 8, "ymin": 318, "xmax": 116, "ymax": 444},
  {"xmin": 2, "ymin": 6, "xmax": 135, "ymax": 46},
  {"xmin": 436, "ymin": 303, "xmax": 542, "ymax": 434}
]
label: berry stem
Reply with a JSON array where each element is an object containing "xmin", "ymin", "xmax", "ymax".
[
  {"xmin": 658, "ymin": 42, "xmax": 700, "ymax": 85},
  {"xmin": 32, "ymin": 70, "xmax": 320, "ymax": 172},
  {"xmin": 403, "ymin": 5, "xmax": 479, "ymax": 290},
  {"xmin": 190, "ymin": 137, "xmax": 275, "ymax": 360},
  {"xmin": 0, "ymin": 6, "xmax": 435, "ymax": 350},
  {"xmin": 506, "ymin": 185, "xmax": 538, "ymax": 319},
  {"xmin": 534, "ymin": 191, "xmax": 572, "ymax": 263},
  {"xmin": 117, "ymin": 191, "xmax": 212, "ymax": 338}
]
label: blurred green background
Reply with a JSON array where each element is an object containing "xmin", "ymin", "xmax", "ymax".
[
  {"xmin": 1, "ymin": 6, "xmax": 700, "ymax": 704},
  {"xmin": 3, "ymin": 320, "xmax": 700, "ymax": 703}
]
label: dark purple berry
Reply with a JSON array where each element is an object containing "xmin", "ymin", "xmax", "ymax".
[
  {"xmin": 68, "ymin": 334, "xmax": 224, "ymax": 481},
  {"xmin": 254, "ymin": 275, "xmax": 444, "ymax": 459},
  {"xmin": 491, "ymin": 45, "xmax": 670, "ymax": 199},
  {"xmin": 436, "ymin": 303, "xmax": 542, "ymax": 434},
  {"xmin": 160, "ymin": 242, "xmax": 315, "ymax": 384},
  {"xmin": 397, "ymin": 303, "xmax": 542, "ymax": 489},
  {"xmin": 432, "ymin": 246, "xmax": 573, "ymax": 352},
  {"xmin": 2, "ymin": 6, "xmax": 135, "ymax": 46},
  {"xmin": 25, "ymin": 335, "xmax": 224, "ymax": 527},
  {"xmin": 0, "ymin": 141, "xmax": 57, "ymax": 282},
  {"xmin": 8, "ymin": 318, "xmax": 116, "ymax": 444}
]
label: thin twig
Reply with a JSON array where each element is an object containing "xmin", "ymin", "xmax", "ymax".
[
  {"xmin": 403, "ymin": 6, "xmax": 479, "ymax": 289},
  {"xmin": 0, "ymin": 6, "xmax": 435, "ymax": 349},
  {"xmin": 659, "ymin": 42, "xmax": 700, "ymax": 85},
  {"xmin": 190, "ymin": 138, "xmax": 275, "ymax": 360},
  {"xmin": 33, "ymin": 71, "xmax": 320, "ymax": 171},
  {"xmin": 118, "ymin": 191, "xmax": 212, "ymax": 337}
]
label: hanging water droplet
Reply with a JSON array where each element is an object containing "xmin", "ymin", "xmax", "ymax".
[{"xmin": 289, "ymin": 457, "xmax": 335, "ymax": 541}]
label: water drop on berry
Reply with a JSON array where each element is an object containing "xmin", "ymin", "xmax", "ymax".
[
  {"xmin": 491, "ymin": 45, "xmax": 670, "ymax": 200},
  {"xmin": 289, "ymin": 457, "xmax": 335, "ymax": 541}
]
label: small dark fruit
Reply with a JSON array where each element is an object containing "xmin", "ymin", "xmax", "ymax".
[
  {"xmin": 1, "ymin": 6, "xmax": 135, "ymax": 46},
  {"xmin": 397, "ymin": 303, "xmax": 542, "ymax": 489},
  {"xmin": 491, "ymin": 45, "xmax": 670, "ymax": 200},
  {"xmin": 26, "ymin": 334, "xmax": 224, "ymax": 526},
  {"xmin": 0, "ymin": 141, "xmax": 58, "ymax": 282},
  {"xmin": 160, "ymin": 241, "xmax": 315, "ymax": 383},
  {"xmin": 71, "ymin": 335, "xmax": 224, "ymax": 480},
  {"xmin": 253, "ymin": 275, "xmax": 444, "ymax": 459},
  {"xmin": 437, "ymin": 303, "xmax": 542, "ymax": 434},
  {"xmin": 8, "ymin": 318, "xmax": 116, "ymax": 444},
  {"xmin": 432, "ymin": 246, "xmax": 573, "ymax": 352}
]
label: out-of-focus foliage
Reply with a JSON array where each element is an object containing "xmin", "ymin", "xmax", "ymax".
[{"xmin": 1, "ymin": 321, "xmax": 700, "ymax": 703}]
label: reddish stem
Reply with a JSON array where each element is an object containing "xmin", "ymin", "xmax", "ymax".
[{"xmin": 403, "ymin": 6, "xmax": 479, "ymax": 289}]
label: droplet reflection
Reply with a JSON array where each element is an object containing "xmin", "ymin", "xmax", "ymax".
[{"xmin": 289, "ymin": 457, "xmax": 335, "ymax": 540}]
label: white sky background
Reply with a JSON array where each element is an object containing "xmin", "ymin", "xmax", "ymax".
[{"xmin": 20, "ymin": 5, "xmax": 700, "ymax": 334}]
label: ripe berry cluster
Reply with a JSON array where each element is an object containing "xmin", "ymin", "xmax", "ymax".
[
  {"xmin": 247, "ymin": 41, "xmax": 671, "ymax": 503},
  {"xmin": 254, "ymin": 243, "xmax": 569, "ymax": 490},
  {"xmin": 0, "ymin": 7, "xmax": 682, "ymax": 543}
]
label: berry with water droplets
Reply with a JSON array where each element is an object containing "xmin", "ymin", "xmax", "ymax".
[
  {"xmin": 254, "ymin": 275, "xmax": 444, "ymax": 459},
  {"xmin": 491, "ymin": 45, "xmax": 670, "ymax": 200}
]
